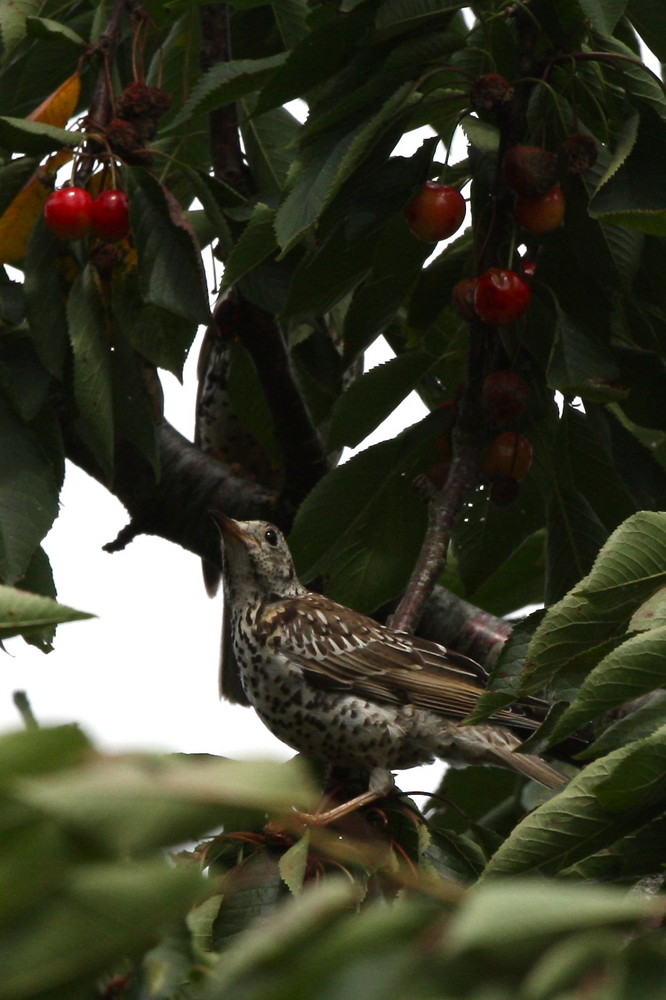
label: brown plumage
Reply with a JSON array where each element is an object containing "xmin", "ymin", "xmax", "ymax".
[{"xmin": 214, "ymin": 515, "xmax": 567, "ymax": 805}]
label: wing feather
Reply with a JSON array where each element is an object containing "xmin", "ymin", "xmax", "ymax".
[{"xmin": 258, "ymin": 593, "xmax": 540, "ymax": 730}]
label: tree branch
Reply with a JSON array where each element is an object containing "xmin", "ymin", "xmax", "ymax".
[{"xmin": 63, "ymin": 419, "xmax": 283, "ymax": 565}]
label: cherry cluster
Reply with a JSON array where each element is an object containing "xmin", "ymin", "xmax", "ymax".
[{"xmin": 44, "ymin": 187, "xmax": 130, "ymax": 243}]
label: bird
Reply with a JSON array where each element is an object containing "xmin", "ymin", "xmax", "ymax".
[{"xmin": 213, "ymin": 514, "xmax": 567, "ymax": 822}]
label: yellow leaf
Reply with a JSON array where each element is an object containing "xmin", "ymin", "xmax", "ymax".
[
  {"xmin": 27, "ymin": 72, "xmax": 81, "ymax": 128},
  {"xmin": 0, "ymin": 148, "xmax": 72, "ymax": 264}
]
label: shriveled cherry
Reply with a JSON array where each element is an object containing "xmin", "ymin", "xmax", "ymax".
[
  {"xmin": 451, "ymin": 277, "xmax": 479, "ymax": 321},
  {"xmin": 503, "ymin": 145, "xmax": 558, "ymax": 198},
  {"xmin": 514, "ymin": 185, "xmax": 565, "ymax": 234},
  {"xmin": 470, "ymin": 73, "xmax": 514, "ymax": 111},
  {"xmin": 563, "ymin": 132, "xmax": 597, "ymax": 175},
  {"xmin": 405, "ymin": 182, "xmax": 466, "ymax": 242},
  {"xmin": 482, "ymin": 370, "xmax": 529, "ymax": 422},
  {"xmin": 91, "ymin": 189, "xmax": 130, "ymax": 242},
  {"xmin": 44, "ymin": 186, "xmax": 93, "ymax": 240},
  {"xmin": 474, "ymin": 268, "xmax": 532, "ymax": 325},
  {"xmin": 481, "ymin": 431, "xmax": 533, "ymax": 481}
]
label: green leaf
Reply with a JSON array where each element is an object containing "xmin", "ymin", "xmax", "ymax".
[
  {"xmin": 0, "ymin": 0, "xmax": 41, "ymax": 61},
  {"xmin": 66, "ymin": 264, "xmax": 114, "ymax": 478},
  {"xmin": 289, "ymin": 431, "xmax": 430, "ymax": 612},
  {"xmin": 128, "ymin": 169, "xmax": 211, "ymax": 325},
  {"xmin": 479, "ymin": 735, "xmax": 666, "ymax": 878},
  {"xmin": 254, "ymin": 5, "xmax": 372, "ymax": 114},
  {"xmin": 589, "ymin": 110, "xmax": 666, "ymax": 235},
  {"xmin": 342, "ymin": 215, "xmax": 434, "ymax": 360},
  {"xmin": 0, "ymin": 117, "xmax": 80, "ymax": 155},
  {"xmin": 525, "ymin": 512, "xmax": 666, "ymax": 692},
  {"xmin": 579, "ymin": 690, "xmax": 666, "ymax": 759},
  {"xmin": 279, "ymin": 832, "xmax": 310, "ymax": 895},
  {"xmin": 25, "ymin": 16, "xmax": 86, "ymax": 46},
  {"xmin": 0, "ymin": 394, "xmax": 60, "ymax": 584},
  {"xmin": 327, "ymin": 351, "xmax": 436, "ymax": 451},
  {"xmin": 543, "ymin": 626, "xmax": 666, "ymax": 746},
  {"xmin": 2, "ymin": 861, "xmax": 202, "ymax": 1000},
  {"xmin": 110, "ymin": 329, "xmax": 160, "ymax": 477},
  {"xmin": 168, "ymin": 53, "xmax": 287, "ymax": 128},
  {"xmin": 594, "ymin": 722, "xmax": 666, "ymax": 810},
  {"xmin": 460, "ymin": 114, "xmax": 500, "ymax": 153},
  {"xmin": 373, "ymin": 0, "xmax": 466, "ymax": 40},
  {"xmin": 546, "ymin": 307, "xmax": 620, "ymax": 397},
  {"xmin": 240, "ymin": 100, "xmax": 302, "ymax": 195},
  {"xmin": 0, "ymin": 725, "xmax": 93, "ymax": 781},
  {"xmin": 221, "ymin": 203, "xmax": 278, "ymax": 291},
  {"xmin": 23, "ymin": 218, "xmax": 69, "ymax": 378},
  {"xmin": 275, "ymin": 83, "xmax": 419, "ymax": 252},
  {"xmin": 0, "ymin": 583, "xmax": 91, "ymax": 642},
  {"xmin": 18, "ymin": 754, "xmax": 317, "ymax": 856},
  {"xmin": 448, "ymin": 879, "xmax": 654, "ymax": 957},
  {"xmin": 467, "ymin": 610, "xmax": 545, "ymax": 724},
  {"xmin": 578, "ymin": 0, "xmax": 626, "ymax": 34}
]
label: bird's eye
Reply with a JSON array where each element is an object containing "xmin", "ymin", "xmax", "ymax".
[{"xmin": 264, "ymin": 528, "xmax": 279, "ymax": 547}]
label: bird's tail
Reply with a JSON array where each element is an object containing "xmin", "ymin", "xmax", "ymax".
[{"xmin": 490, "ymin": 744, "xmax": 568, "ymax": 789}]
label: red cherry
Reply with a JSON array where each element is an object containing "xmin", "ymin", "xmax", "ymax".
[
  {"xmin": 451, "ymin": 277, "xmax": 479, "ymax": 321},
  {"xmin": 481, "ymin": 431, "xmax": 533, "ymax": 482},
  {"xmin": 474, "ymin": 268, "xmax": 532, "ymax": 325},
  {"xmin": 514, "ymin": 185, "xmax": 565, "ymax": 234},
  {"xmin": 482, "ymin": 370, "xmax": 530, "ymax": 422},
  {"xmin": 404, "ymin": 182, "xmax": 466, "ymax": 242},
  {"xmin": 44, "ymin": 187, "xmax": 93, "ymax": 240},
  {"xmin": 91, "ymin": 189, "xmax": 130, "ymax": 242}
]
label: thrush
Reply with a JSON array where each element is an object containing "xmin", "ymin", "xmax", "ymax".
[{"xmin": 213, "ymin": 514, "xmax": 567, "ymax": 820}]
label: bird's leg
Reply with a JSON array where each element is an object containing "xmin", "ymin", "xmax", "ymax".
[{"xmin": 294, "ymin": 767, "xmax": 396, "ymax": 827}]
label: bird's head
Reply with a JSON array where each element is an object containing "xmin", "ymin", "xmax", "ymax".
[{"xmin": 211, "ymin": 513, "xmax": 304, "ymax": 599}]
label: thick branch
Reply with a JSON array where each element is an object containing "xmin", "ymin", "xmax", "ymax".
[
  {"xmin": 63, "ymin": 419, "xmax": 284, "ymax": 565},
  {"xmin": 227, "ymin": 294, "xmax": 330, "ymax": 507}
]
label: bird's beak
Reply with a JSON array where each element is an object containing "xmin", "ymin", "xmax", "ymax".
[{"xmin": 210, "ymin": 511, "xmax": 252, "ymax": 544}]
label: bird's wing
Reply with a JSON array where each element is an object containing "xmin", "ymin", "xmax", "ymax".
[{"xmin": 258, "ymin": 594, "xmax": 538, "ymax": 730}]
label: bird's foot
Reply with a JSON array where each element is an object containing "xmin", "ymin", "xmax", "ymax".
[{"xmin": 291, "ymin": 767, "xmax": 396, "ymax": 827}]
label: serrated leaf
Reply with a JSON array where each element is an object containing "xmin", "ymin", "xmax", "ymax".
[
  {"xmin": 240, "ymin": 99, "xmax": 302, "ymax": 195},
  {"xmin": 23, "ymin": 217, "xmax": 69, "ymax": 377},
  {"xmin": 327, "ymin": 351, "xmax": 435, "ymax": 451},
  {"xmin": 275, "ymin": 83, "xmax": 419, "ymax": 252},
  {"xmin": 525, "ymin": 512, "xmax": 666, "ymax": 693},
  {"xmin": 479, "ymin": 735, "xmax": 666, "ymax": 878},
  {"xmin": 0, "ymin": 117, "xmax": 80, "ymax": 155},
  {"xmin": 128, "ymin": 169, "xmax": 211, "ymax": 325},
  {"xmin": 589, "ymin": 110, "xmax": 666, "ymax": 235},
  {"xmin": 467, "ymin": 609, "xmax": 546, "ymax": 723},
  {"xmin": 580, "ymin": 691, "xmax": 666, "ymax": 761},
  {"xmin": 25, "ymin": 16, "xmax": 86, "ymax": 46},
  {"xmin": 543, "ymin": 626, "xmax": 666, "ymax": 746},
  {"xmin": 594, "ymin": 722, "xmax": 666, "ymax": 810},
  {"xmin": 0, "ymin": 584, "xmax": 91, "ymax": 641},
  {"xmin": 67, "ymin": 264, "xmax": 114, "ymax": 478},
  {"xmin": 629, "ymin": 586, "xmax": 666, "ymax": 632},
  {"xmin": 221, "ymin": 202, "xmax": 278, "ymax": 291},
  {"xmin": 168, "ymin": 53, "xmax": 287, "ymax": 129},
  {"xmin": 460, "ymin": 114, "xmax": 499, "ymax": 153}
]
